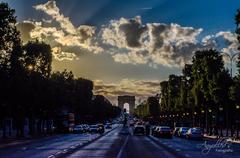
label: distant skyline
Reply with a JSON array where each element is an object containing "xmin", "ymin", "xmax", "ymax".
[{"xmin": 3, "ymin": 0, "xmax": 240, "ymax": 104}]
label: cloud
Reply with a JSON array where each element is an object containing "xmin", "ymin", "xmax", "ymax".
[
  {"xmin": 16, "ymin": 21, "xmax": 35, "ymax": 43},
  {"xmin": 93, "ymin": 79, "xmax": 160, "ymax": 105},
  {"xmin": 17, "ymin": 0, "xmax": 238, "ymax": 67},
  {"xmin": 100, "ymin": 16, "xmax": 208, "ymax": 67},
  {"xmin": 51, "ymin": 47, "xmax": 79, "ymax": 61},
  {"xmin": 34, "ymin": 0, "xmax": 76, "ymax": 34},
  {"xmin": 17, "ymin": 1, "xmax": 103, "ymax": 61},
  {"xmin": 100, "ymin": 16, "xmax": 238, "ymax": 67}
]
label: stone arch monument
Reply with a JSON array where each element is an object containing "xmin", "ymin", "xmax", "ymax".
[{"xmin": 118, "ymin": 95, "xmax": 135, "ymax": 114}]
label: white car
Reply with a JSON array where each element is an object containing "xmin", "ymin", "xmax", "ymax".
[{"xmin": 133, "ymin": 125, "xmax": 145, "ymax": 135}]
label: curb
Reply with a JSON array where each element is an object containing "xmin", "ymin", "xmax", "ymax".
[
  {"xmin": 48, "ymin": 125, "xmax": 120, "ymax": 158},
  {"xmin": 148, "ymin": 135, "xmax": 186, "ymax": 158}
]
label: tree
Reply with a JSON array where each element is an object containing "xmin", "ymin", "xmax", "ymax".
[
  {"xmin": 191, "ymin": 49, "xmax": 231, "ymax": 135},
  {"xmin": 0, "ymin": 2, "xmax": 23, "ymax": 138},
  {"xmin": 23, "ymin": 40, "xmax": 52, "ymax": 78},
  {"xmin": 148, "ymin": 96, "xmax": 160, "ymax": 119}
]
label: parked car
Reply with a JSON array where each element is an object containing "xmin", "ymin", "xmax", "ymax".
[
  {"xmin": 105, "ymin": 123, "xmax": 112, "ymax": 129},
  {"xmin": 155, "ymin": 126, "xmax": 172, "ymax": 138},
  {"xmin": 173, "ymin": 127, "xmax": 180, "ymax": 136},
  {"xmin": 73, "ymin": 125, "xmax": 85, "ymax": 133},
  {"xmin": 129, "ymin": 121, "xmax": 135, "ymax": 127},
  {"xmin": 133, "ymin": 125, "xmax": 145, "ymax": 135},
  {"xmin": 82, "ymin": 124, "xmax": 89, "ymax": 133},
  {"xmin": 178, "ymin": 127, "xmax": 190, "ymax": 138},
  {"xmin": 186, "ymin": 128, "xmax": 203, "ymax": 140},
  {"xmin": 89, "ymin": 125, "xmax": 99, "ymax": 133}
]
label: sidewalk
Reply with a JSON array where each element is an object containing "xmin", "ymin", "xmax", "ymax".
[{"xmin": 0, "ymin": 134, "xmax": 59, "ymax": 149}]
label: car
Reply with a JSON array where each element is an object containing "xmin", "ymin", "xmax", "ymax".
[
  {"xmin": 133, "ymin": 125, "xmax": 145, "ymax": 135},
  {"xmin": 129, "ymin": 121, "xmax": 135, "ymax": 127},
  {"xmin": 82, "ymin": 124, "xmax": 89, "ymax": 132},
  {"xmin": 89, "ymin": 125, "xmax": 99, "ymax": 133},
  {"xmin": 105, "ymin": 123, "xmax": 112, "ymax": 129},
  {"xmin": 173, "ymin": 127, "xmax": 180, "ymax": 136},
  {"xmin": 178, "ymin": 127, "xmax": 190, "ymax": 138},
  {"xmin": 155, "ymin": 126, "xmax": 172, "ymax": 138},
  {"xmin": 186, "ymin": 128, "xmax": 203, "ymax": 140},
  {"xmin": 73, "ymin": 125, "xmax": 85, "ymax": 133}
]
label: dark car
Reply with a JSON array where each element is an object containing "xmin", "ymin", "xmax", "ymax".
[
  {"xmin": 155, "ymin": 126, "xmax": 172, "ymax": 138},
  {"xmin": 105, "ymin": 123, "xmax": 112, "ymax": 129},
  {"xmin": 73, "ymin": 125, "xmax": 85, "ymax": 133},
  {"xmin": 178, "ymin": 127, "xmax": 190, "ymax": 138},
  {"xmin": 186, "ymin": 128, "xmax": 203, "ymax": 140},
  {"xmin": 89, "ymin": 125, "xmax": 99, "ymax": 133},
  {"xmin": 133, "ymin": 125, "xmax": 145, "ymax": 135}
]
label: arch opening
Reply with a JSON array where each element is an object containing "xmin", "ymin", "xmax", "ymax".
[{"xmin": 123, "ymin": 103, "xmax": 130, "ymax": 113}]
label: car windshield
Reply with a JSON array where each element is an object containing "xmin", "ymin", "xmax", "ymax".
[{"xmin": 191, "ymin": 128, "xmax": 202, "ymax": 133}]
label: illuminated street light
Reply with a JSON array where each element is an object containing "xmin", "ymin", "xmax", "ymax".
[
  {"xmin": 201, "ymin": 110, "xmax": 205, "ymax": 113},
  {"xmin": 236, "ymin": 105, "xmax": 240, "ymax": 109},
  {"xmin": 208, "ymin": 109, "xmax": 212, "ymax": 113},
  {"xmin": 219, "ymin": 107, "xmax": 223, "ymax": 111},
  {"xmin": 186, "ymin": 113, "xmax": 189, "ymax": 115},
  {"xmin": 194, "ymin": 112, "xmax": 197, "ymax": 115}
]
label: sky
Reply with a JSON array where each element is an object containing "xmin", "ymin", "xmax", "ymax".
[{"xmin": 2, "ymin": 0, "xmax": 240, "ymax": 105}]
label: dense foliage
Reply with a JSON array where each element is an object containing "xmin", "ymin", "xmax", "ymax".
[
  {"xmin": 0, "ymin": 3, "xmax": 120, "ymax": 138},
  {"xmin": 135, "ymin": 10, "xmax": 240, "ymax": 137}
]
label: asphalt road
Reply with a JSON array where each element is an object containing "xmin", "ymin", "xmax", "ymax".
[{"xmin": 1, "ymin": 126, "xmax": 240, "ymax": 158}]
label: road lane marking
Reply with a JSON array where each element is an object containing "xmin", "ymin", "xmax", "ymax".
[
  {"xmin": 116, "ymin": 135, "xmax": 129, "ymax": 158},
  {"xmin": 47, "ymin": 155, "xmax": 55, "ymax": 158},
  {"xmin": 145, "ymin": 137, "xmax": 178, "ymax": 158}
]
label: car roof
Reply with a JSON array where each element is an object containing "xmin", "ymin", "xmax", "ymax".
[{"xmin": 135, "ymin": 125, "xmax": 145, "ymax": 128}]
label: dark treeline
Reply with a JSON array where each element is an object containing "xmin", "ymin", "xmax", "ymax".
[
  {"xmin": 0, "ymin": 3, "xmax": 120, "ymax": 138},
  {"xmin": 135, "ymin": 10, "xmax": 240, "ymax": 138}
]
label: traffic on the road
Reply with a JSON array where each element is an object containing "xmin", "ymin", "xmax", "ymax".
[{"xmin": 1, "ymin": 116, "xmax": 240, "ymax": 158}]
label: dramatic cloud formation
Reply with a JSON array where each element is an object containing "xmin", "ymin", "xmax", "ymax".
[
  {"xmin": 17, "ymin": 0, "xmax": 238, "ymax": 66},
  {"xmin": 100, "ymin": 16, "xmax": 238, "ymax": 67},
  {"xmin": 94, "ymin": 79, "xmax": 160, "ymax": 106},
  {"xmin": 18, "ymin": 1, "xmax": 102, "ymax": 61}
]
